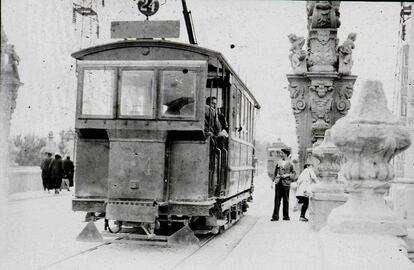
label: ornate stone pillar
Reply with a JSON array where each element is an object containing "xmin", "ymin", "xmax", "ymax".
[
  {"xmin": 308, "ymin": 129, "xmax": 347, "ymax": 231},
  {"xmin": 287, "ymin": 1, "xmax": 357, "ymax": 171},
  {"xmin": 328, "ymin": 81, "xmax": 411, "ymax": 236},
  {"xmin": 0, "ymin": 24, "xmax": 23, "ymax": 253}
]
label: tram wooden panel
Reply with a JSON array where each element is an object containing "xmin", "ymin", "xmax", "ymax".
[
  {"xmin": 75, "ymin": 139, "xmax": 109, "ymax": 198},
  {"xmin": 227, "ymin": 171, "xmax": 239, "ymax": 197},
  {"xmin": 168, "ymin": 141, "xmax": 209, "ymax": 201},
  {"xmin": 107, "ymin": 141, "xmax": 166, "ymax": 201}
]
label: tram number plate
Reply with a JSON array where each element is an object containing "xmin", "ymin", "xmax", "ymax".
[{"xmin": 137, "ymin": 0, "xmax": 159, "ymax": 17}]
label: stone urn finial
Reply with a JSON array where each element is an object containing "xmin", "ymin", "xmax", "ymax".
[
  {"xmin": 328, "ymin": 80, "xmax": 412, "ymax": 236},
  {"xmin": 312, "ymin": 129, "xmax": 342, "ymax": 190}
]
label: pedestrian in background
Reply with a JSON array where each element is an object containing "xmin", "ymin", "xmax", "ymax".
[
  {"xmin": 40, "ymin": 152, "xmax": 53, "ymax": 192},
  {"xmin": 63, "ymin": 156, "xmax": 75, "ymax": 189},
  {"xmin": 296, "ymin": 163, "xmax": 319, "ymax": 222},
  {"xmin": 47, "ymin": 152, "xmax": 64, "ymax": 194},
  {"xmin": 271, "ymin": 148, "xmax": 296, "ymax": 221}
]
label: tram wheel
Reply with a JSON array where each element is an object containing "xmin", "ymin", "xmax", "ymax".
[{"xmin": 105, "ymin": 219, "xmax": 123, "ymax": 233}]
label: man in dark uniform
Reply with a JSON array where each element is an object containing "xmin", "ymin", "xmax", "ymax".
[
  {"xmin": 271, "ymin": 148, "xmax": 296, "ymax": 221},
  {"xmin": 40, "ymin": 152, "xmax": 53, "ymax": 192},
  {"xmin": 63, "ymin": 156, "xmax": 75, "ymax": 188}
]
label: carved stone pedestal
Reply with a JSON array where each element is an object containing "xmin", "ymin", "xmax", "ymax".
[
  {"xmin": 328, "ymin": 80, "xmax": 412, "ymax": 236},
  {"xmin": 328, "ymin": 182, "xmax": 407, "ymax": 236},
  {"xmin": 309, "ymin": 192, "xmax": 347, "ymax": 231},
  {"xmin": 308, "ymin": 129, "xmax": 347, "ymax": 231}
]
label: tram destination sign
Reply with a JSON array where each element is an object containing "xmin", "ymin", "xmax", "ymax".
[{"xmin": 111, "ymin": 20, "xmax": 180, "ymax": 39}]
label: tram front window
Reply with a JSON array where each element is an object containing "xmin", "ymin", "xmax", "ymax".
[
  {"xmin": 161, "ymin": 70, "xmax": 196, "ymax": 117},
  {"xmin": 82, "ymin": 69, "xmax": 116, "ymax": 116},
  {"xmin": 120, "ymin": 70, "xmax": 154, "ymax": 117}
]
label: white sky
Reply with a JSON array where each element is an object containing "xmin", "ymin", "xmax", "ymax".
[{"xmin": 1, "ymin": 0, "xmax": 401, "ymax": 152}]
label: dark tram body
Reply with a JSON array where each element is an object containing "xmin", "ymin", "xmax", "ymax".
[{"xmin": 71, "ymin": 40, "xmax": 260, "ymax": 237}]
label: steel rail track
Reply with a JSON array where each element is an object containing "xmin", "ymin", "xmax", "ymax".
[
  {"xmin": 37, "ymin": 240, "xmax": 116, "ymax": 270},
  {"xmin": 36, "ymin": 233, "xmax": 216, "ymax": 270},
  {"xmin": 37, "ymin": 216, "xmax": 258, "ymax": 270},
  {"xmin": 169, "ymin": 233, "xmax": 218, "ymax": 270}
]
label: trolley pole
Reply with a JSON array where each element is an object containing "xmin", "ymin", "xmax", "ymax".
[{"xmin": 182, "ymin": 0, "xmax": 197, "ymax": 45}]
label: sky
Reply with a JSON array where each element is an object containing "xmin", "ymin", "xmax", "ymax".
[{"xmin": 1, "ymin": 0, "xmax": 401, "ymax": 153}]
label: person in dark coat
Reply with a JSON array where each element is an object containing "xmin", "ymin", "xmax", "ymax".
[
  {"xmin": 48, "ymin": 153, "xmax": 64, "ymax": 194},
  {"xmin": 63, "ymin": 156, "xmax": 75, "ymax": 187},
  {"xmin": 40, "ymin": 152, "xmax": 53, "ymax": 192},
  {"xmin": 271, "ymin": 148, "xmax": 296, "ymax": 221}
]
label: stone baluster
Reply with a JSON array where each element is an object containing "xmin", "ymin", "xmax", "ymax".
[
  {"xmin": 308, "ymin": 129, "xmax": 347, "ymax": 231},
  {"xmin": 328, "ymin": 80, "xmax": 411, "ymax": 235}
]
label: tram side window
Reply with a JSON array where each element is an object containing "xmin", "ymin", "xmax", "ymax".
[
  {"xmin": 119, "ymin": 70, "xmax": 154, "ymax": 117},
  {"xmin": 161, "ymin": 70, "xmax": 196, "ymax": 117},
  {"xmin": 82, "ymin": 69, "xmax": 116, "ymax": 116}
]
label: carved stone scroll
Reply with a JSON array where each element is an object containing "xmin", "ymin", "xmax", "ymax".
[
  {"xmin": 288, "ymin": 83, "xmax": 307, "ymax": 114},
  {"xmin": 336, "ymin": 83, "xmax": 353, "ymax": 115}
]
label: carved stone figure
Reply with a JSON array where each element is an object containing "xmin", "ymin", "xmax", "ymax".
[
  {"xmin": 338, "ymin": 33, "xmax": 356, "ymax": 75},
  {"xmin": 329, "ymin": 80, "xmax": 412, "ymax": 236},
  {"xmin": 288, "ymin": 34, "xmax": 307, "ymax": 74},
  {"xmin": 308, "ymin": 1, "xmax": 341, "ymax": 29},
  {"xmin": 310, "ymin": 83, "xmax": 333, "ymax": 98}
]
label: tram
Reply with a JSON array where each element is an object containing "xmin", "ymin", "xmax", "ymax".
[{"xmin": 71, "ymin": 39, "xmax": 260, "ymax": 242}]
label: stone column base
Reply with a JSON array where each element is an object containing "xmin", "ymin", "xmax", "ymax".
[
  {"xmin": 309, "ymin": 192, "xmax": 347, "ymax": 231},
  {"xmin": 328, "ymin": 187, "xmax": 407, "ymax": 236}
]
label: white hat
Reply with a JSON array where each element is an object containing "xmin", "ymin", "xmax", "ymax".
[{"xmin": 54, "ymin": 152, "xmax": 62, "ymax": 157}]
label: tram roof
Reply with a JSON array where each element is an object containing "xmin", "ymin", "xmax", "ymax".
[{"xmin": 72, "ymin": 39, "xmax": 260, "ymax": 109}]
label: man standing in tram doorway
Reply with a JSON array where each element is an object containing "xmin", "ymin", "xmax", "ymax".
[{"xmin": 271, "ymin": 148, "xmax": 295, "ymax": 221}]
